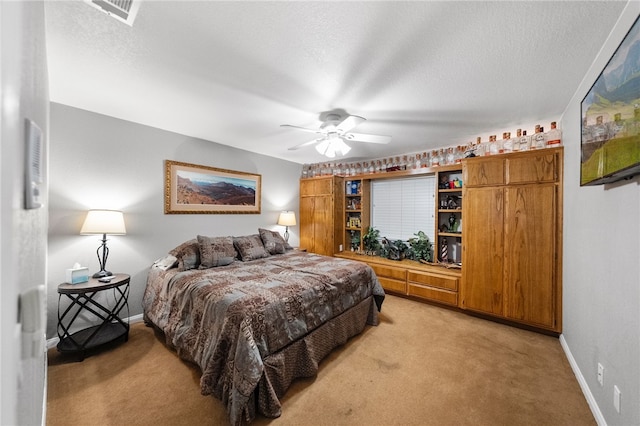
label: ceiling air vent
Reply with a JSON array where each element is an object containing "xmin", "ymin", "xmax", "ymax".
[{"xmin": 84, "ymin": 0, "xmax": 140, "ymax": 26}]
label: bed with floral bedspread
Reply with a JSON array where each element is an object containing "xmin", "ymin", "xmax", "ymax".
[{"xmin": 143, "ymin": 231, "xmax": 384, "ymax": 425}]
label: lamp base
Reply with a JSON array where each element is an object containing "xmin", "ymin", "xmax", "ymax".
[{"xmin": 92, "ymin": 270, "xmax": 113, "ymax": 279}]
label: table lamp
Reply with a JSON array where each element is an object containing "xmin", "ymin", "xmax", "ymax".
[
  {"xmin": 80, "ymin": 209, "xmax": 126, "ymax": 278},
  {"xmin": 277, "ymin": 211, "xmax": 296, "ymax": 243}
]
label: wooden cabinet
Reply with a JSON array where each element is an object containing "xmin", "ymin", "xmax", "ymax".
[
  {"xmin": 460, "ymin": 148, "xmax": 563, "ymax": 332},
  {"xmin": 369, "ymin": 262, "xmax": 407, "ymax": 294},
  {"xmin": 407, "ymin": 270, "xmax": 458, "ymax": 306},
  {"xmin": 435, "ymin": 166, "xmax": 463, "ymax": 264},
  {"xmin": 335, "ymin": 252, "xmax": 461, "ymax": 306},
  {"xmin": 299, "ymin": 176, "xmax": 343, "ymax": 256},
  {"xmin": 344, "ymin": 179, "xmax": 370, "ymax": 252}
]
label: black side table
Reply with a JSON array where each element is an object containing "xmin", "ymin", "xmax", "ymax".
[{"xmin": 57, "ymin": 273, "xmax": 130, "ymax": 360}]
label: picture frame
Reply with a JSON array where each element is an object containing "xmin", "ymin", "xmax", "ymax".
[
  {"xmin": 164, "ymin": 160, "xmax": 261, "ymax": 214},
  {"xmin": 580, "ymin": 15, "xmax": 640, "ymax": 186}
]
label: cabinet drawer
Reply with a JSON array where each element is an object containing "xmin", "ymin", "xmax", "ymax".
[
  {"xmin": 407, "ymin": 270, "xmax": 458, "ymax": 291},
  {"xmin": 506, "ymin": 153, "xmax": 558, "ymax": 184},
  {"xmin": 407, "ymin": 283, "xmax": 458, "ymax": 306},
  {"xmin": 370, "ymin": 264, "xmax": 407, "ymax": 281},
  {"xmin": 378, "ymin": 277, "xmax": 407, "ymax": 294},
  {"xmin": 463, "ymin": 158, "xmax": 504, "ymax": 187}
]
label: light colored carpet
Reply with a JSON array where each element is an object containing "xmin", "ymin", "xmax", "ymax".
[{"xmin": 47, "ymin": 295, "xmax": 595, "ymax": 425}]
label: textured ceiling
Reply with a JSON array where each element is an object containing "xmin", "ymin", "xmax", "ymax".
[{"xmin": 45, "ymin": 1, "xmax": 627, "ymax": 164}]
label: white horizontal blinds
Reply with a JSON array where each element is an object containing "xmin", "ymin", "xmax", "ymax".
[{"xmin": 371, "ymin": 176, "xmax": 435, "ymax": 243}]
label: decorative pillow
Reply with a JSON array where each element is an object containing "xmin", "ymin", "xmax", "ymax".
[
  {"xmin": 233, "ymin": 234, "xmax": 270, "ymax": 261},
  {"xmin": 169, "ymin": 239, "xmax": 200, "ymax": 271},
  {"xmin": 197, "ymin": 235, "xmax": 237, "ymax": 269},
  {"xmin": 258, "ymin": 228, "xmax": 292, "ymax": 255}
]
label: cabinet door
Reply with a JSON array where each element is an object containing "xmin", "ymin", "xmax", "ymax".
[
  {"xmin": 506, "ymin": 152, "xmax": 558, "ymax": 184},
  {"xmin": 312, "ymin": 194, "xmax": 334, "ymax": 256},
  {"xmin": 461, "ymin": 187, "xmax": 504, "ymax": 315},
  {"xmin": 463, "ymin": 158, "xmax": 504, "ymax": 187},
  {"xmin": 504, "ymin": 184, "xmax": 557, "ymax": 328},
  {"xmin": 299, "ymin": 196, "xmax": 316, "ymax": 253}
]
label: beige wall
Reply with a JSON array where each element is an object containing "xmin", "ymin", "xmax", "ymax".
[{"xmin": 560, "ymin": 2, "xmax": 640, "ymax": 425}]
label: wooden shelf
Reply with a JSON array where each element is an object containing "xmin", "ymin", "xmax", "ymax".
[{"xmin": 438, "ymin": 232, "xmax": 462, "ymax": 237}]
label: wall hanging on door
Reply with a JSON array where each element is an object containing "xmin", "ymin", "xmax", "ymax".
[{"xmin": 164, "ymin": 160, "xmax": 261, "ymax": 214}]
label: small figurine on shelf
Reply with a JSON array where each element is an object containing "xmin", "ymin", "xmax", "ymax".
[
  {"xmin": 439, "ymin": 175, "xmax": 450, "ymax": 189},
  {"xmin": 448, "ymin": 213, "xmax": 457, "ymax": 232},
  {"xmin": 440, "ymin": 238, "xmax": 448, "ymax": 263},
  {"xmin": 447, "ymin": 195, "xmax": 459, "ymax": 209}
]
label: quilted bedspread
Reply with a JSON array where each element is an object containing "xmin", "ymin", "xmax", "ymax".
[{"xmin": 143, "ymin": 250, "xmax": 384, "ymax": 424}]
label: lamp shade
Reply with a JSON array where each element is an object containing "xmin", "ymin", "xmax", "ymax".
[
  {"xmin": 277, "ymin": 211, "xmax": 296, "ymax": 227},
  {"xmin": 80, "ymin": 210, "xmax": 126, "ymax": 235}
]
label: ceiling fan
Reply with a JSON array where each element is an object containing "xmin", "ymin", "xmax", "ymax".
[{"xmin": 281, "ymin": 112, "xmax": 391, "ymax": 158}]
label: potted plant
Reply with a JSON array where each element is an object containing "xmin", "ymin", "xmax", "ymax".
[
  {"xmin": 407, "ymin": 231, "xmax": 433, "ymax": 262},
  {"xmin": 363, "ymin": 227, "xmax": 382, "ymax": 256},
  {"xmin": 381, "ymin": 238, "xmax": 409, "ymax": 261}
]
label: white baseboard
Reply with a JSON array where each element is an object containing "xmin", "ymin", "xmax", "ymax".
[
  {"xmin": 560, "ymin": 334, "xmax": 607, "ymax": 426},
  {"xmin": 46, "ymin": 313, "xmax": 145, "ymax": 350}
]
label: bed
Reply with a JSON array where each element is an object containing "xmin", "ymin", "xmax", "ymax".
[{"xmin": 142, "ymin": 230, "xmax": 385, "ymax": 425}]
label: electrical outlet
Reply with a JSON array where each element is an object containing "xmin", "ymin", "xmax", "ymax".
[
  {"xmin": 597, "ymin": 363, "xmax": 604, "ymax": 386},
  {"xmin": 614, "ymin": 385, "xmax": 621, "ymax": 413}
]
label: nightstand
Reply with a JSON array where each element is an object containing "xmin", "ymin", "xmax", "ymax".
[{"xmin": 57, "ymin": 273, "xmax": 130, "ymax": 360}]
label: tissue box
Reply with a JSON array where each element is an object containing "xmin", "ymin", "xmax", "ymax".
[{"xmin": 65, "ymin": 267, "xmax": 89, "ymax": 284}]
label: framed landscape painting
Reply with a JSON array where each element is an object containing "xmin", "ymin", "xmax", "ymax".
[
  {"xmin": 580, "ymin": 15, "xmax": 640, "ymax": 186},
  {"xmin": 165, "ymin": 160, "xmax": 261, "ymax": 214}
]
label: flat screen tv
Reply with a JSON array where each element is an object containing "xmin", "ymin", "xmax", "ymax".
[{"xmin": 581, "ymin": 15, "xmax": 640, "ymax": 186}]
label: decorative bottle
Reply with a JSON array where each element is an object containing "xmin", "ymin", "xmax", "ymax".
[
  {"xmin": 503, "ymin": 132, "xmax": 513, "ymax": 153},
  {"xmin": 518, "ymin": 130, "xmax": 530, "ymax": 151},
  {"xmin": 422, "ymin": 152, "xmax": 430, "ymax": 167},
  {"xmin": 512, "ymin": 129, "xmax": 521, "ymax": 152},
  {"xmin": 531, "ymin": 125, "xmax": 546, "ymax": 149},
  {"xmin": 545, "ymin": 121, "xmax": 562, "ymax": 147},
  {"xmin": 489, "ymin": 135, "xmax": 499, "ymax": 155},
  {"xmin": 431, "ymin": 150, "xmax": 440, "ymax": 167}
]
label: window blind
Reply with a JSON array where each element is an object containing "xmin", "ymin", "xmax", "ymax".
[{"xmin": 371, "ymin": 176, "xmax": 435, "ymax": 244}]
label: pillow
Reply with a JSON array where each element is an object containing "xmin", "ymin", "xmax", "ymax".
[
  {"xmin": 197, "ymin": 235, "xmax": 237, "ymax": 269},
  {"xmin": 258, "ymin": 228, "xmax": 292, "ymax": 255},
  {"xmin": 233, "ymin": 234, "xmax": 270, "ymax": 261},
  {"xmin": 169, "ymin": 239, "xmax": 200, "ymax": 271}
]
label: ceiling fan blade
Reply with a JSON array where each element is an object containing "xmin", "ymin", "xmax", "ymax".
[
  {"xmin": 280, "ymin": 124, "xmax": 324, "ymax": 134},
  {"xmin": 336, "ymin": 115, "xmax": 366, "ymax": 133},
  {"xmin": 287, "ymin": 137, "xmax": 324, "ymax": 151},
  {"xmin": 344, "ymin": 133, "xmax": 391, "ymax": 144}
]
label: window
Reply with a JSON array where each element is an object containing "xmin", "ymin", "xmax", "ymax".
[{"xmin": 370, "ymin": 176, "xmax": 435, "ymax": 244}]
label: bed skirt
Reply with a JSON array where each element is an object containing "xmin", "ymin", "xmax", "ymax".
[
  {"xmin": 255, "ymin": 294, "xmax": 376, "ymax": 420},
  {"xmin": 145, "ymin": 294, "xmax": 378, "ymax": 424}
]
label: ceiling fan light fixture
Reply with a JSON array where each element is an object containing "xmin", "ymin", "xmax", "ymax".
[
  {"xmin": 334, "ymin": 138, "xmax": 351, "ymax": 156},
  {"xmin": 315, "ymin": 139, "xmax": 331, "ymax": 156},
  {"xmin": 316, "ymin": 136, "xmax": 350, "ymax": 158}
]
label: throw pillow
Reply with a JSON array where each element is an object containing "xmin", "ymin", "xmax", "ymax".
[
  {"xmin": 197, "ymin": 235, "xmax": 237, "ymax": 269},
  {"xmin": 233, "ymin": 234, "xmax": 270, "ymax": 261},
  {"xmin": 169, "ymin": 239, "xmax": 201, "ymax": 271},
  {"xmin": 258, "ymin": 228, "xmax": 291, "ymax": 255}
]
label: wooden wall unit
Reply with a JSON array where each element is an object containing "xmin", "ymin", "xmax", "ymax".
[
  {"xmin": 344, "ymin": 178, "xmax": 371, "ymax": 252},
  {"xmin": 335, "ymin": 252, "xmax": 460, "ymax": 307},
  {"xmin": 299, "ymin": 176, "xmax": 343, "ymax": 256},
  {"xmin": 460, "ymin": 148, "xmax": 563, "ymax": 332},
  {"xmin": 300, "ymin": 148, "xmax": 563, "ymax": 334},
  {"xmin": 435, "ymin": 166, "xmax": 463, "ymax": 264}
]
